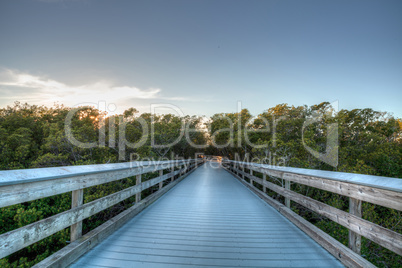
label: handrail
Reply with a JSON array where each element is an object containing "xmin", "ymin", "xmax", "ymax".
[
  {"xmin": 0, "ymin": 160, "xmax": 192, "ymax": 186},
  {"xmin": 225, "ymin": 160, "xmax": 402, "ymax": 210},
  {"xmin": 227, "ymin": 160, "xmax": 402, "ymax": 193},
  {"xmin": 0, "ymin": 159, "xmax": 203, "ymax": 260},
  {"xmin": 222, "ymin": 160, "xmax": 401, "ymax": 264},
  {"xmin": 0, "ymin": 160, "xmax": 193, "ymax": 208}
]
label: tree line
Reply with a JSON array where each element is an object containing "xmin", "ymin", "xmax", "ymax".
[{"xmin": 0, "ymin": 101, "xmax": 401, "ymax": 267}]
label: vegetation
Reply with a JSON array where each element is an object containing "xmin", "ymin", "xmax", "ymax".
[
  {"xmin": 207, "ymin": 102, "xmax": 401, "ymax": 267},
  {"xmin": 0, "ymin": 101, "xmax": 401, "ymax": 267}
]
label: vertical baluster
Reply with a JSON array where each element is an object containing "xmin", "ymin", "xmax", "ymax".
[
  {"xmin": 136, "ymin": 174, "xmax": 142, "ymax": 203},
  {"xmin": 171, "ymin": 163, "xmax": 175, "ymax": 182},
  {"xmin": 263, "ymin": 173, "xmax": 266, "ymax": 193},
  {"xmin": 159, "ymin": 169, "xmax": 163, "ymax": 190},
  {"xmin": 285, "ymin": 179, "xmax": 290, "ymax": 208},
  {"xmin": 349, "ymin": 198, "xmax": 362, "ymax": 254},
  {"xmin": 70, "ymin": 189, "xmax": 83, "ymax": 242}
]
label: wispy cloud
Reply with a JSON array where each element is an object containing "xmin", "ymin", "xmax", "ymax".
[{"xmin": 0, "ymin": 68, "xmax": 173, "ymax": 113}]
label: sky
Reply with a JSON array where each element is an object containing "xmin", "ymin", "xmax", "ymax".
[{"xmin": 0, "ymin": 0, "xmax": 401, "ymax": 117}]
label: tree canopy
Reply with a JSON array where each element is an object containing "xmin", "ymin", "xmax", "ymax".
[{"xmin": 0, "ymin": 101, "xmax": 401, "ymax": 267}]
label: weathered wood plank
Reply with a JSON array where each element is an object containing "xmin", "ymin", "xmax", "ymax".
[
  {"xmin": 135, "ymin": 174, "xmax": 142, "ymax": 203},
  {"xmin": 0, "ymin": 170, "xmax": 184, "ymax": 258},
  {"xmin": 349, "ymin": 198, "xmax": 362, "ymax": 254},
  {"xmin": 282, "ymin": 172, "xmax": 402, "ymax": 211},
  {"xmin": 226, "ymin": 160, "xmax": 402, "ymax": 192},
  {"xmin": 235, "ymin": 162, "xmax": 402, "ymax": 211},
  {"xmin": 70, "ymin": 189, "xmax": 83, "ymax": 242},
  {"xmin": 263, "ymin": 173, "xmax": 267, "ymax": 193},
  {"xmin": 159, "ymin": 170, "xmax": 163, "ymax": 190},
  {"xmin": 224, "ymin": 166, "xmax": 375, "ymax": 268},
  {"xmin": 0, "ymin": 161, "xmax": 192, "ymax": 208},
  {"xmin": 0, "ymin": 160, "xmax": 194, "ymax": 186},
  {"xmin": 233, "ymin": 167, "xmax": 402, "ymax": 255},
  {"xmin": 285, "ymin": 179, "xmax": 290, "ymax": 208},
  {"xmin": 32, "ymin": 164, "xmax": 198, "ymax": 268}
]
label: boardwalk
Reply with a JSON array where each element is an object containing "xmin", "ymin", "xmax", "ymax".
[{"xmin": 71, "ymin": 163, "xmax": 343, "ymax": 267}]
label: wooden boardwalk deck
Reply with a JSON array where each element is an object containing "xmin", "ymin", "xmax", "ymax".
[{"xmin": 70, "ymin": 163, "xmax": 343, "ymax": 267}]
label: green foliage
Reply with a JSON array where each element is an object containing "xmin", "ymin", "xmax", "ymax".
[
  {"xmin": 0, "ymin": 102, "xmax": 208, "ymax": 267},
  {"xmin": 208, "ymin": 102, "xmax": 401, "ymax": 267},
  {"xmin": 0, "ymin": 101, "xmax": 400, "ymax": 267}
]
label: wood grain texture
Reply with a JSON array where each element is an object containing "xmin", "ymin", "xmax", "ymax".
[
  {"xmin": 0, "ymin": 167, "xmax": 189, "ymax": 258},
  {"xmin": 70, "ymin": 189, "xmax": 84, "ymax": 242},
  {"xmin": 32, "ymin": 164, "xmax": 198, "ymax": 268},
  {"xmin": 224, "ymin": 165, "xmax": 375, "ymax": 268},
  {"xmin": 233, "ymin": 162, "xmax": 402, "ymax": 211},
  {"xmin": 0, "ymin": 161, "xmax": 195, "ymax": 208},
  {"xmin": 349, "ymin": 198, "xmax": 362, "ymax": 254},
  {"xmin": 231, "ymin": 166, "xmax": 402, "ymax": 256}
]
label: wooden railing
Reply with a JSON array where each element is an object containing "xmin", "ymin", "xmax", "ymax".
[
  {"xmin": 222, "ymin": 160, "xmax": 402, "ymax": 268},
  {"xmin": 0, "ymin": 159, "xmax": 203, "ymax": 264}
]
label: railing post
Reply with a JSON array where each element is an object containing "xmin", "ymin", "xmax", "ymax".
[
  {"xmin": 171, "ymin": 163, "xmax": 175, "ymax": 182},
  {"xmin": 179, "ymin": 164, "xmax": 183, "ymax": 177},
  {"xmin": 263, "ymin": 173, "xmax": 266, "ymax": 193},
  {"xmin": 285, "ymin": 179, "xmax": 290, "ymax": 208},
  {"xmin": 136, "ymin": 174, "xmax": 142, "ymax": 203},
  {"xmin": 250, "ymin": 169, "xmax": 253, "ymax": 186},
  {"xmin": 349, "ymin": 197, "xmax": 362, "ymax": 254},
  {"xmin": 241, "ymin": 165, "xmax": 245, "ymax": 179},
  {"xmin": 159, "ymin": 169, "xmax": 163, "ymax": 190},
  {"xmin": 70, "ymin": 189, "xmax": 83, "ymax": 242}
]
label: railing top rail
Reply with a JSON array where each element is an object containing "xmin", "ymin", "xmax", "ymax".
[
  {"xmin": 0, "ymin": 159, "xmax": 196, "ymax": 187},
  {"xmin": 224, "ymin": 160, "xmax": 402, "ymax": 193}
]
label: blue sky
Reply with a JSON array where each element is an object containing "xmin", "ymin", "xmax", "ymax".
[{"xmin": 0, "ymin": 0, "xmax": 401, "ymax": 117}]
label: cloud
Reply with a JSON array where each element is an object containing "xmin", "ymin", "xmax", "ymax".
[{"xmin": 0, "ymin": 68, "xmax": 168, "ymax": 113}]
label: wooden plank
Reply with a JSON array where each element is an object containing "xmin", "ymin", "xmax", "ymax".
[
  {"xmin": 159, "ymin": 170, "xmax": 163, "ymax": 190},
  {"xmin": 285, "ymin": 179, "xmax": 290, "ymax": 208},
  {"xmin": 282, "ymin": 172, "xmax": 402, "ymax": 211},
  {"xmin": 224, "ymin": 166, "xmax": 375, "ymax": 268},
  {"xmin": 0, "ymin": 161, "xmax": 192, "ymax": 208},
  {"xmin": 349, "ymin": 198, "xmax": 362, "ymax": 254},
  {"xmin": 70, "ymin": 189, "xmax": 83, "ymax": 242},
  {"xmin": 0, "ymin": 171, "xmax": 180, "ymax": 259},
  {"xmin": 234, "ymin": 168, "xmax": 402, "ymax": 255},
  {"xmin": 263, "ymin": 173, "xmax": 266, "ymax": 193},
  {"xmin": 239, "ymin": 163, "xmax": 402, "ymax": 211},
  {"xmin": 135, "ymin": 174, "xmax": 142, "ymax": 203},
  {"xmin": 171, "ymin": 164, "xmax": 175, "ymax": 182},
  {"xmin": 0, "ymin": 160, "xmax": 193, "ymax": 186},
  {"xmin": 32, "ymin": 163, "xmax": 199, "ymax": 268},
  {"xmin": 225, "ymin": 160, "xmax": 402, "ymax": 192}
]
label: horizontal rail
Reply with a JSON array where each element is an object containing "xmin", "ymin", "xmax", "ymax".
[
  {"xmin": 227, "ymin": 160, "xmax": 402, "ymax": 211},
  {"xmin": 227, "ymin": 168, "xmax": 375, "ymax": 268},
  {"xmin": 0, "ymin": 160, "xmax": 190, "ymax": 208},
  {"xmin": 0, "ymin": 160, "xmax": 190, "ymax": 186},
  {"xmin": 229, "ymin": 161, "xmax": 402, "ymax": 192},
  {"xmin": 0, "ymin": 159, "xmax": 202, "ymax": 259},
  {"xmin": 32, "ymin": 165, "xmax": 198, "ymax": 268},
  {"xmin": 239, "ymin": 169, "xmax": 402, "ymax": 255},
  {"xmin": 222, "ymin": 160, "xmax": 402, "ymax": 264}
]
